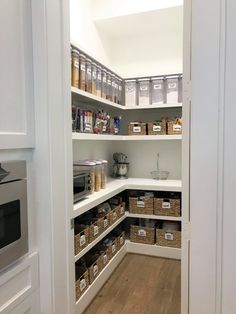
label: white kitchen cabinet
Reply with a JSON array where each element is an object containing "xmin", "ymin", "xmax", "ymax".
[
  {"xmin": 9, "ymin": 291, "xmax": 40, "ymax": 314},
  {"xmin": 0, "ymin": 1, "xmax": 34, "ymax": 149}
]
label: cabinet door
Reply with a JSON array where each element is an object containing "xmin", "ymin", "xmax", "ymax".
[
  {"xmin": 0, "ymin": 1, "xmax": 34, "ymax": 149},
  {"xmin": 9, "ymin": 291, "xmax": 40, "ymax": 314}
]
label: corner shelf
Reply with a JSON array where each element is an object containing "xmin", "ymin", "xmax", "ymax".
[
  {"xmin": 72, "ymin": 133, "xmax": 182, "ymax": 141},
  {"xmin": 72, "ymin": 178, "xmax": 182, "ymax": 218},
  {"xmin": 71, "ymin": 87, "xmax": 182, "ymax": 111},
  {"xmin": 125, "ymin": 212, "xmax": 181, "ymax": 221}
]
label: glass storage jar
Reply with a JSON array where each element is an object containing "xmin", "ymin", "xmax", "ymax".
[
  {"xmin": 86, "ymin": 58, "xmax": 92, "ymax": 93},
  {"xmin": 151, "ymin": 77, "xmax": 164, "ymax": 105},
  {"xmin": 73, "ymin": 160, "xmax": 96, "ymax": 194},
  {"xmin": 71, "ymin": 49, "xmax": 80, "ymax": 88},
  {"xmin": 111, "ymin": 74, "xmax": 116, "ymax": 103},
  {"xmin": 138, "ymin": 79, "xmax": 150, "ymax": 106},
  {"xmin": 93, "ymin": 160, "xmax": 102, "ymax": 192},
  {"xmin": 99, "ymin": 160, "xmax": 108, "ymax": 189},
  {"xmin": 91, "ymin": 62, "xmax": 97, "ymax": 95},
  {"xmin": 79, "ymin": 54, "xmax": 86, "ymax": 91},
  {"xmin": 106, "ymin": 72, "xmax": 112, "ymax": 101},
  {"xmin": 118, "ymin": 78, "xmax": 123, "ymax": 104},
  {"xmin": 101, "ymin": 69, "xmax": 107, "ymax": 99},
  {"xmin": 96, "ymin": 65, "xmax": 102, "ymax": 98},
  {"xmin": 125, "ymin": 79, "xmax": 136, "ymax": 107},
  {"xmin": 166, "ymin": 76, "xmax": 179, "ymax": 103},
  {"xmin": 114, "ymin": 76, "xmax": 119, "ymax": 103}
]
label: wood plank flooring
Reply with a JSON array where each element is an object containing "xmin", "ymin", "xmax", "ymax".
[{"xmin": 84, "ymin": 254, "xmax": 181, "ymax": 314}]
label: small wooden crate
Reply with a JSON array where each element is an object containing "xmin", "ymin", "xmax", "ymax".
[
  {"xmin": 130, "ymin": 225, "xmax": 155, "ymax": 245},
  {"xmin": 154, "ymin": 198, "xmax": 181, "ymax": 217},
  {"xmin": 147, "ymin": 122, "xmax": 166, "ymax": 135},
  {"xmin": 117, "ymin": 231, "xmax": 125, "ymax": 250},
  {"xmin": 106, "ymin": 238, "xmax": 118, "ymax": 260},
  {"xmin": 129, "ymin": 197, "xmax": 154, "ymax": 215},
  {"xmin": 128, "ymin": 122, "xmax": 146, "ymax": 135},
  {"xmin": 86, "ymin": 254, "xmax": 103, "ymax": 284},
  {"xmin": 89, "ymin": 217, "xmax": 104, "ymax": 242},
  {"xmin": 75, "ymin": 266, "xmax": 89, "ymax": 301},
  {"xmin": 167, "ymin": 120, "xmax": 182, "ymax": 135},
  {"xmin": 74, "ymin": 225, "xmax": 90, "ymax": 255},
  {"xmin": 156, "ymin": 228, "xmax": 181, "ymax": 248}
]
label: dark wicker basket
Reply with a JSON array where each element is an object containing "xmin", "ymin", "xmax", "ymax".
[
  {"xmin": 74, "ymin": 225, "xmax": 90, "ymax": 255},
  {"xmin": 75, "ymin": 266, "xmax": 89, "ymax": 301}
]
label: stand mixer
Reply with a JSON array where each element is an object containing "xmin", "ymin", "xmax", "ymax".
[{"xmin": 112, "ymin": 153, "xmax": 129, "ymax": 179}]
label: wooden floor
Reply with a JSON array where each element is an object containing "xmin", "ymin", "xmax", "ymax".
[{"xmin": 84, "ymin": 254, "xmax": 181, "ymax": 314}]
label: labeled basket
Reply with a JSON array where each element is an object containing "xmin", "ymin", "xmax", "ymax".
[
  {"xmin": 89, "ymin": 217, "xmax": 103, "ymax": 242},
  {"xmin": 154, "ymin": 198, "xmax": 181, "ymax": 217},
  {"xmin": 86, "ymin": 254, "xmax": 103, "ymax": 284},
  {"xmin": 100, "ymin": 214, "xmax": 110, "ymax": 231},
  {"xmin": 108, "ymin": 204, "xmax": 123, "ymax": 225},
  {"xmin": 129, "ymin": 196, "xmax": 154, "ymax": 215},
  {"xmin": 167, "ymin": 120, "xmax": 182, "ymax": 135},
  {"xmin": 75, "ymin": 266, "xmax": 89, "ymax": 301},
  {"xmin": 128, "ymin": 122, "xmax": 146, "ymax": 135},
  {"xmin": 147, "ymin": 122, "xmax": 166, "ymax": 135},
  {"xmin": 130, "ymin": 225, "xmax": 155, "ymax": 245},
  {"xmin": 106, "ymin": 238, "xmax": 118, "ymax": 260},
  {"xmin": 117, "ymin": 202, "xmax": 125, "ymax": 218},
  {"xmin": 95, "ymin": 244, "xmax": 110, "ymax": 270},
  {"xmin": 156, "ymin": 228, "xmax": 181, "ymax": 248},
  {"xmin": 74, "ymin": 225, "xmax": 90, "ymax": 255},
  {"xmin": 117, "ymin": 231, "xmax": 125, "ymax": 250}
]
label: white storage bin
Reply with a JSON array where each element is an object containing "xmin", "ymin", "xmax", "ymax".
[
  {"xmin": 138, "ymin": 79, "xmax": 150, "ymax": 106},
  {"xmin": 125, "ymin": 80, "xmax": 136, "ymax": 107},
  {"xmin": 151, "ymin": 78, "xmax": 164, "ymax": 105},
  {"xmin": 166, "ymin": 77, "xmax": 179, "ymax": 103}
]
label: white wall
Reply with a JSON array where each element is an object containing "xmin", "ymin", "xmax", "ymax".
[
  {"xmin": 91, "ymin": 0, "xmax": 183, "ymax": 20},
  {"xmin": 70, "ymin": 0, "xmax": 111, "ymax": 67}
]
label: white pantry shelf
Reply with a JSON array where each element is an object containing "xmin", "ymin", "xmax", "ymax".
[
  {"xmin": 72, "ymin": 133, "xmax": 182, "ymax": 141},
  {"xmin": 126, "ymin": 241, "xmax": 181, "ymax": 260},
  {"xmin": 126, "ymin": 212, "xmax": 182, "ymax": 221},
  {"xmin": 76, "ymin": 245, "xmax": 126, "ymax": 314},
  {"xmin": 74, "ymin": 215, "xmax": 126, "ymax": 262},
  {"xmin": 71, "ymin": 87, "xmax": 182, "ymax": 110},
  {"xmin": 72, "ymin": 178, "xmax": 182, "ymax": 218}
]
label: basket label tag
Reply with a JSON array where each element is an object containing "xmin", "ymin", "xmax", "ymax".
[
  {"xmin": 113, "ymin": 211, "xmax": 117, "ymax": 220},
  {"xmin": 138, "ymin": 229, "xmax": 147, "ymax": 237},
  {"xmin": 133, "ymin": 126, "xmax": 141, "ymax": 133},
  {"xmin": 154, "ymin": 84, "xmax": 162, "ymax": 90},
  {"xmin": 74, "ymin": 60, "xmax": 79, "ymax": 68},
  {"xmin": 93, "ymin": 225, "xmax": 99, "ymax": 236},
  {"xmin": 173, "ymin": 124, "xmax": 182, "ymax": 131},
  {"xmin": 80, "ymin": 235, "xmax": 86, "ymax": 247},
  {"xmin": 153, "ymin": 125, "xmax": 161, "ymax": 132},
  {"xmin": 165, "ymin": 232, "xmax": 174, "ymax": 241},
  {"xmin": 137, "ymin": 200, "xmax": 145, "ymax": 208},
  {"xmin": 104, "ymin": 218, "xmax": 108, "ymax": 228},
  {"xmin": 120, "ymin": 236, "xmax": 124, "ymax": 245},
  {"xmin": 120, "ymin": 205, "xmax": 125, "ymax": 214},
  {"xmin": 80, "ymin": 64, "xmax": 86, "ymax": 71},
  {"xmin": 80, "ymin": 278, "xmax": 86, "ymax": 292},
  {"xmin": 162, "ymin": 201, "xmax": 171, "ymax": 209},
  {"xmin": 103, "ymin": 254, "xmax": 108, "ymax": 265},
  {"xmin": 93, "ymin": 264, "xmax": 98, "ymax": 276},
  {"xmin": 112, "ymin": 244, "xmax": 116, "ymax": 253},
  {"xmin": 168, "ymin": 83, "xmax": 177, "ymax": 89}
]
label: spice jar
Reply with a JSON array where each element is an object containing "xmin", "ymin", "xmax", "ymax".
[
  {"xmin": 96, "ymin": 65, "xmax": 102, "ymax": 98},
  {"xmin": 118, "ymin": 78, "xmax": 123, "ymax": 104},
  {"xmin": 73, "ymin": 160, "xmax": 96, "ymax": 194},
  {"xmin": 99, "ymin": 160, "xmax": 108, "ymax": 189},
  {"xmin": 101, "ymin": 69, "xmax": 107, "ymax": 99},
  {"xmin": 79, "ymin": 54, "xmax": 86, "ymax": 91},
  {"xmin": 93, "ymin": 160, "xmax": 102, "ymax": 192},
  {"xmin": 86, "ymin": 58, "xmax": 92, "ymax": 93},
  {"xmin": 71, "ymin": 49, "xmax": 80, "ymax": 88},
  {"xmin": 106, "ymin": 72, "xmax": 112, "ymax": 101},
  {"xmin": 91, "ymin": 62, "xmax": 97, "ymax": 95}
]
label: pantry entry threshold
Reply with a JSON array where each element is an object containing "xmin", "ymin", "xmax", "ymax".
[{"xmin": 84, "ymin": 253, "xmax": 181, "ymax": 314}]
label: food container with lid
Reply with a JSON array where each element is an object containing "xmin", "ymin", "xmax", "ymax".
[
  {"xmin": 71, "ymin": 49, "xmax": 80, "ymax": 88},
  {"xmin": 101, "ymin": 69, "xmax": 107, "ymax": 99},
  {"xmin": 79, "ymin": 54, "xmax": 86, "ymax": 91},
  {"xmin": 91, "ymin": 160, "xmax": 102, "ymax": 192},
  {"xmin": 138, "ymin": 79, "xmax": 150, "ymax": 106},
  {"xmin": 118, "ymin": 78, "xmax": 123, "ymax": 104},
  {"xmin": 96, "ymin": 66, "xmax": 102, "ymax": 98},
  {"xmin": 166, "ymin": 77, "xmax": 179, "ymax": 103},
  {"xmin": 114, "ymin": 77, "xmax": 119, "ymax": 104},
  {"xmin": 151, "ymin": 78, "xmax": 164, "ymax": 105},
  {"xmin": 106, "ymin": 72, "xmax": 112, "ymax": 101},
  {"xmin": 98, "ymin": 160, "xmax": 108, "ymax": 189},
  {"xmin": 91, "ymin": 62, "xmax": 97, "ymax": 95},
  {"xmin": 125, "ymin": 80, "xmax": 136, "ymax": 107},
  {"xmin": 111, "ymin": 74, "xmax": 116, "ymax": 103},
  {"xmin": 85, "ymin": 58, "xmax": 92, "ymax": 93}
]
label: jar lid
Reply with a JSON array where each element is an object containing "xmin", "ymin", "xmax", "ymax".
[
  {"xmin": 72, "ymin": 49, "xmax": 79, "ymax": 54},
  {"xmin": 79, "ymin": 54, "xmax": 86, "ymax": 58},
  {"xmin": 90, "ymin": 159, "xmax": 103, "ymax": 165},
  {"xmin": 74, "ymin": 160, "xmax": 96, "ymax": 166},
  {"xmin": 98, "ymin": 159, "xmax": 108, "ymax": 164},
  {"xmin": 86, "ymin": 58, "xmax": 92, "ymax": 63}
]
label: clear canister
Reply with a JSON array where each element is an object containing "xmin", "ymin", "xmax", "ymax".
[
  {"xmin": 93, "ymin": 160, "xmax": 102, "ymax": 192},
  {"xmin": 114, "ymin": 76, "xmax": 119, "ymax": 103},
  {"xmin": 138, "ymin": 79, "xmax": 150, "ymax": 106},
  {"xmin": 73, "ymin": 160, "xmax": 96, "ymax": 194},
  {"xmin": 71, "ymin": 49, "xmax": 80, "ymax": 88},
  {"xmin": 106, "ymin": 72, "xmax": 112, "ymax": 101},
  {"xmin": 118, "ymin": 78, "xmax": 123, "ymax": 104},
  {"xmin": 96, "ymin": 65, "xmax": 102, "ymax": 98},
  {"xmin": 79, "ymin": 54, "xmax": 86, "ymax": 91},
  {"xmin": 111, "ymin": 74, "xmax": 116, "ymax": 103},
  {"xmin": 125, "ymin": 79, "xmax": 136, "ymax": 107},
  {"xmin": 86, "ymin": 58, "xmax": 92, "ymax": 93},
  {"xmin": 151, "ymin": 77, "xmax": 164, "ymax": 105},
  {"xmin": 101, "ymin": 69, "xmax": 107, "ymax": 99},
  {"xmin": 99, "ymin": 160, "xmax": 108, "ymax": 189},
  {"xmin": 166, "ymin": 76, "xmax": 179, "ymax": 103},
  {"xmin": 91, "ymin": 62, "xmax": 97, "ymax": 95}
]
